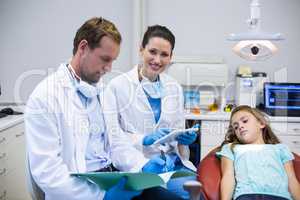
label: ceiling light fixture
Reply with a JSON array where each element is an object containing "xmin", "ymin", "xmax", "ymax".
[{"xmin": 228, "ymin": 0, "xmax": 284, "ymax": 61}]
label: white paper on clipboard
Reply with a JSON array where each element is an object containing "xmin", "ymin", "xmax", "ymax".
[{"xmin": 152, "ymin": 127, "xmax": 199, "ymax": 145}]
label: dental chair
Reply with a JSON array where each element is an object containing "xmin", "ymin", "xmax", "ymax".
[{"xmin": 196, "ymin": 148, "xmax": 300, "ymax": 200}]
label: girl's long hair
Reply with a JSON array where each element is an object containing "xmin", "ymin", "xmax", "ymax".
[{"xmin": 219, "ymin": 105, "xmax": 280, "ymax": 150}]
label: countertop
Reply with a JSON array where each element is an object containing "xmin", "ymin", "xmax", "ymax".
[
  {"xmin": 185, "ymin": 110, "xmax": 231, "ymax": 121},
  {"xmin": 1, "ymin": 107, "xmax": 300, "ymax": 132},
  {"xmin": 0, "ymin": 114, "xmax": 24, "ymax": 132},
  {"xmin": 0, "ymin": 106, "xmax": 24, "ymax": 132},
  {"xmin": 184, "ymin": 110, "xmax": 300, "ymax": 122}
]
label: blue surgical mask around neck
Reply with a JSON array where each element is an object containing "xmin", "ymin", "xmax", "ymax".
[
  {"xmin": 139, "ymin": 67, "xmax": 163, "ymax": 99},
  {"xmin": 76, "ymin": 80, "xmax": 100, "ymax": 99},
  {"xmin": 141, "ymin": 77, "xmax": 163, "ymax": 99},
  {"xmin": 67, "ymin": 64, "xmax": 100, "ymax": 99}
]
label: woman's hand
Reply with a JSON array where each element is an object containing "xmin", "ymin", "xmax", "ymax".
[
  {"xmin": 143, "ymin": 128, "xmax": 170, "ymax": 146},
  {"xmin": 142, "ymin": 154, "xmax": 175, "ymax": 173},
  {"xmin": 176, "ymin": 124, "xmax": 199, "ymax": 145}
]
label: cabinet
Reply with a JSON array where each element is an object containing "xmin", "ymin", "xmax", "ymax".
[
  {"xmin": 200, "ymin": 120, "xmax": 229, "ymax": 159},
  {"xmin": 270, "ymin": 121, "xmax": 300, "ymax": 154},
  {"xmin": 185, "ymin": 112, "xmax": 300, "ymax": 161},
  {"xmin": 0, "ymin": 121, "xmax": 31, "ymax": 200}
]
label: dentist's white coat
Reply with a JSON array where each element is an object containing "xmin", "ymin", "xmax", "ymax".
[
  {"xmin": 103, "ymin": 65, "xmax": 192, "ymax": 172},
  {"xmin": 25, "ymin": 64, "xmax": 105, "ymax": 200}
]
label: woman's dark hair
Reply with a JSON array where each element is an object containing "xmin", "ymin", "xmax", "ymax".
[{"xmin": 142, "ymin": 25, "xmax": 175, "ymax": 52}]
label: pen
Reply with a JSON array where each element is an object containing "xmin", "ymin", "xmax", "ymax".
[
  {"xmin": 169, "ymin": 127, "xmax": 199, "ymax": 133},
  {"xmin": 160, "ymin": 150, "xmax": 168, "ymax": 172}
]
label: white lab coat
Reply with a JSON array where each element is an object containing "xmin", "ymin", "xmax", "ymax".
[
  {"xmin": 103, "ymin": 65, "xmax": 192, "ymax": 172},
  {"xmin": 25, "ymin": 64, "xmax": 105, "ymax": 200}
]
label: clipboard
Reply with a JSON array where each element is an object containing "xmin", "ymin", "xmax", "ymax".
[{"xmin": 71, "ymin": 170, "xmax": 196, "ymax": 191}]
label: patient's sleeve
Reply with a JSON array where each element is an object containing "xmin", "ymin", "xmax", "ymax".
[
  {"xmin": 216, "ymin": 144, "xmax": 234, "ymax": 161},
  {"xmin": 277, "ymin": 144, "xmax": 294, "ymax": 164}
]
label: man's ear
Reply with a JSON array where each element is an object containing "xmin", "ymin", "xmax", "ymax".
[{"xmin": 78, "ymin": 40, "xmax": 88, "ymax": 55}]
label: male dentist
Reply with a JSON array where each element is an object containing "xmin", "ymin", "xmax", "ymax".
[{"xmin": 25, "ymin": 17, "xmax": 122, "ymax": 200}]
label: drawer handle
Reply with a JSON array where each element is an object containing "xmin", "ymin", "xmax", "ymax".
[
  {"xmin": 292, "ymin": 141, "xmax": 300, "ymax": 145},
  {"xmin": 0, "ymin": 153, "xmax": 6, "ymax": 160},
  {"xmin": 292, "ymin": 128, "xmax": 300, "ymax": 133},
  {"xmin": 273, "ymin": 129, "xmax": 284, "ymax": 135},
  {"xmin": 15, "ymin": 132, "xmax": 24, "ymax": 138},
  {"xmin": 0, "ymin": 137, "xmax": 5, "ymax": 144},
  {"xmin": 0, "ymin": 190, "xmax": 6, "ymax": 199},
  {"xmin": 0, "ymin": 168, "xmax": 6, "ymax": 175}
]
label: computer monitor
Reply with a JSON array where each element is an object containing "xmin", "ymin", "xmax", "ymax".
[{"xmin": 264, "ymin": 82, "xmax": 300, "ymax": 116}]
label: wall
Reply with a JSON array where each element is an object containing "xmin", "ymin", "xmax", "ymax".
[
  {"xmin": 0, "ymin": 0, "xmax": 133, "ymax": 103},
  {"xmin": 145, "ymin": 0, "xmax": 300, "ymax": 87},
  {"xmin": 0, "ymin": 0, "xmax": 299, "ymax": 103}
]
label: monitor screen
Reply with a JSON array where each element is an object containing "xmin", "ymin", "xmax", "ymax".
[{"xmin": 264, "ymin": 82, "xmax": 300, "ymax": 110}]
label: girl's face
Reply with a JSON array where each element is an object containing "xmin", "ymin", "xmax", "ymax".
[
  {"xmin": 140, "ymin": 37, "xmax": 172, "ymax": 80},
  {"xmin": 231, "ymin": 110, "xmax": 265, "ymax": 144}
]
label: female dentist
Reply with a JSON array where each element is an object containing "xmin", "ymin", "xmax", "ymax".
[{"xmin": 103, "ymin": 25, "xmax": 199, "ymax": 199}]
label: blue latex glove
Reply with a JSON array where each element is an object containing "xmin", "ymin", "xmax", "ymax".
[
  {"xmin": 176, "ymin": 124, "xmax": 200, "ymax": 145},
  {"xmin": 104, "ymin": 177, "xmax": 141, "ymax": 200},
  {"xmin": 143, "ymin": 128, "xmax": 170, "ymax": 146},
  {"xmin": 142, "ymin": 154, "xmax": 175, "ymax": 173}
]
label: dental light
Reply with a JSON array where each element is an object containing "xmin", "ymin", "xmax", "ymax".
[{"xmin": 228, "ymin": 0, "xmax": 284, "ymax": 61}]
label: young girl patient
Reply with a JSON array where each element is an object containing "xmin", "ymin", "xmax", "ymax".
[{"xmin": 216, "ymin": 105, "xmax": 300, "ymax": 200}]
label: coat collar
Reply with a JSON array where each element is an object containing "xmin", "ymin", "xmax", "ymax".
[
  {"xmin": 127, "ymin": 65, "xmax": 169, "ymax": 86},
  {"xmin": 57, "ymin": 63, "xmax": 105, "ymax": 93},
  {"xmin": 127, "ymin": 65, "xmax": 140, "ymax": 85},
  {"xmin": 127, "ymin": 65, "xmax": 172, "ymax": 128},
  {"xmin": 56, "ymin": 63, "xmax": 74, "ymax": 89}
]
